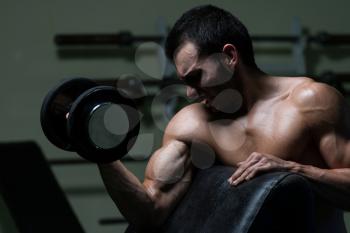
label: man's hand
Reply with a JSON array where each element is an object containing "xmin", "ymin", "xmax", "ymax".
[{"xmin": 227, "ymin": 152, "xmax": 295, "ymax": 186}]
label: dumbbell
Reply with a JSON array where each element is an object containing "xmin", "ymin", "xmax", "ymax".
[{"xmin": 40, "ymin": 78, "xmax": 140, "ymax": 163}]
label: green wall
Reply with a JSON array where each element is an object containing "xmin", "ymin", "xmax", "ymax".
[{"xmin": 1, "ymin": 0, "xmax": 350, "ymax": 232}]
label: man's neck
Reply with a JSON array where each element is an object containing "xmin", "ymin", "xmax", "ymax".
[{"xmin": 234, "ymin": 66, "xmax": 273, "ymax": 112}]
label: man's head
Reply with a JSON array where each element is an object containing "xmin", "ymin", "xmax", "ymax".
[
  {"xmin": 165, "ymin": 5, "xmax": 257, "ymax": 69},
  {"xmin": 165, "ymin": 5, "xmax": 255, "ymax": 111}
]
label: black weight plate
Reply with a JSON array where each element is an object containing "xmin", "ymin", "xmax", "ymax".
[
  {"xmin": 67, "ymin": 86, "xmax": 140, "ymax": 163},
  {"xmin": 40, "ymin": 78, "xmax": 97, "ymax": 151}
]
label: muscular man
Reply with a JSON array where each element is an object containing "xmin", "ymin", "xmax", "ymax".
[{"xmin": 98, "ymin": 5, "xmax": 350, "ymax": 232}]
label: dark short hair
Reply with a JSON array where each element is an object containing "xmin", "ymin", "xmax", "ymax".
[{"xmin": 165, "ymin": 5, "xmax": 257, "ymax": 68}]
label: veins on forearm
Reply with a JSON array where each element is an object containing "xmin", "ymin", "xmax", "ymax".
[{"xmin": 292, "ymin": 163, "xmax": 350, "ymax": 192}]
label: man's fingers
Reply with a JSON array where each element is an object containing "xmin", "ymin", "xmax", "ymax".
[
  {"xmin": 245, "ymin": 165, "xmax": 270, "ymax": 180},
  {"xmin": 228, "ymin": 157, "xmax": 259, "ymax": 183},
  {"xmin": 229, "ymin": 153, "xmax": 263, "ymax": 180},
  {"xmin": 230, "ymin": 161, "xmax": 263, "ymax": 185},
  {"xmin": 230, "ymin": 160, "xmax": 274, "ymax": 186}
]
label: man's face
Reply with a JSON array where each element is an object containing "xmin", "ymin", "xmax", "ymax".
[{"xmin": 174, "ymin": 41, "xmax": 234, "ymax": 107}]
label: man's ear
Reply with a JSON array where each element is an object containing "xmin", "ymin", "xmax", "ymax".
[{"xmin": 222, "ymin": 44, "xmax": 238, "ymax": 67}]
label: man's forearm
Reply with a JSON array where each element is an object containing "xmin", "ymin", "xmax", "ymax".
[
  {"xmin": 98, "ymin": 161, "xmax": 158, "ymax": 228},
  {"xmin": 228, "ymin": 152, "xmax": 350, "ymax": 209},
  {"xmin": 289, "ymin": 162, "xmax": 350, "ymax": 210}
]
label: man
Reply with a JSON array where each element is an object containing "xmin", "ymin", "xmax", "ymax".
[{"xmin": 98, "ymin": 5, "xmax": 350, "ymax": 232}]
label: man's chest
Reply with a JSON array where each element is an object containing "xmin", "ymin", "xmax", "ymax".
[{"xmin": 205, "ymin": 102, "xmax": 311, "ymax": 165}]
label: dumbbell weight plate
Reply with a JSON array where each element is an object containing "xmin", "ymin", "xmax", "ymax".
[
  {"xmin": 67, "ymin": 86, "xmax": 140, "ymax": 163},
  {"xmin": 40, "ymin": 78, "xmax": 97, "ymax": 151}
]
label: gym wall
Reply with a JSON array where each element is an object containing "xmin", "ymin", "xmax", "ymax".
[{"xmin": 1, "ymin": 0, "xmax": 350, "ymax": 232}]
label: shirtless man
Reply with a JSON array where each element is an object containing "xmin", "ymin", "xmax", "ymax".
[{"xmin": 98, "ymin": 5, "xmax": 350, "ymax": 232}]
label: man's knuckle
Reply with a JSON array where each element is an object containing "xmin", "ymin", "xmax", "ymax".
[
  {"xmin": 251, "ymin": 158, "xmax": 259, "ymax": 163},
  {"xmin": 252, "ymin": 152, "xmax": 259, "ymax": 156},
  {"xmin": 260, "ymin": 157, "xmax": 267, "ymax": 163}
]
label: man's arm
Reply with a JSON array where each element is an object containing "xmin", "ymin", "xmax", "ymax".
[
  {"xmin": 97, "ymin": 106, "xmax": 199, "ymax": 230},
  {"xmin": 228, "ymin": 81, "xmax": 350, "ymax": 209},
  {"xmin": 98, "ymin": 140, "xmax": 192, "ymax": 229},
  {"xmin": 289, "ymin": 82, "xmax": 350, "ymax": 208}
]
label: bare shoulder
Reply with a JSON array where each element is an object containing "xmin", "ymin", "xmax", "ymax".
[
  {"xmin": 290, "ymin": 77, "xmax": 344, "ymax": 107},
  {"xmin": 163, "ymin": 103, "xmax": 209, "ymax": 144},
  {"xmin": 289, "ymin": 77, "xmax": 345, "ymax": 125}
]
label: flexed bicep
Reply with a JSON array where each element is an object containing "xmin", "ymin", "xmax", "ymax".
[
  {"xmin": 144, "ymin": 140, "xmax": 193, "ymax": 192},
  {"xmin": 141, "ymin": 140, "xmax": 193, "ymax": 226}
]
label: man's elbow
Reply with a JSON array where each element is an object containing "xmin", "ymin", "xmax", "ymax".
[
  {"xmin": 130, "ymin": 203, "xmax": 168, "ymax": 232},
  {"xmin": 131, "ymin": 193, "xmax": 171, "ymax": 230},
  {"xmin": 153, "ymin": 200, "xmax": 173, "ymax": 227}
]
